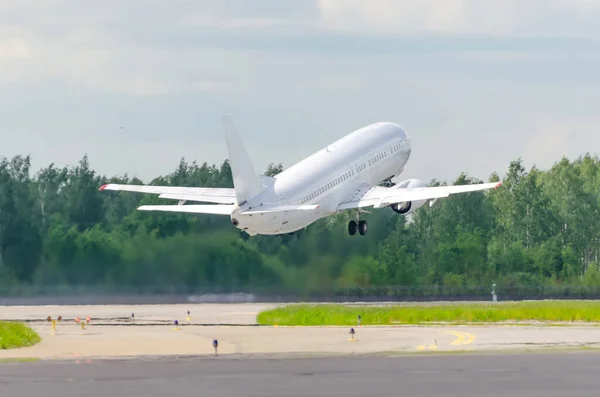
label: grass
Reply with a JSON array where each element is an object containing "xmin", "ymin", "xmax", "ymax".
[
  {"xmin": 256, "ymin": 301, "xmax": 600, "ymax": 326},
  {"xmin": 0, "ymin": 357, "xmax": 40, "ymax": 363},
  {"xmin": 0, "ymin": 321, "xmax": 41, "ymax": 349}
]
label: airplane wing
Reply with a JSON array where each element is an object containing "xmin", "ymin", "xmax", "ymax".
[
  {"xmin": 337, "ymin": 181, "xmax": 501, "ymax": 210},
  {"xmin": 99, "ymin": 183, "xmax": 237, "ymax": 204},
  {"xmin": 101, "ymin": 183, "xmax": 317, "ymax": 215}
]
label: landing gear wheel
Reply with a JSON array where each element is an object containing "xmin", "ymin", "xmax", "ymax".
[
  {"xmin": 358, "ymin": 220, "xmax": 368, "ymax": 235},
  {"xmin": 348, "ymin": 220, "xmax": 357, "ymax": 236}
]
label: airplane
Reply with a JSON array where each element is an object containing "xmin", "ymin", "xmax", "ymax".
[{"xmin": 99, "ymin": 115, "xmax": 501, "ymax": 237}]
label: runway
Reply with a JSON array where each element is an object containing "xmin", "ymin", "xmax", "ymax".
[
  {"xmin": 2, "ymin": 303, "xmax": 600, "ymax": 360},
  {"xmin": 2, "ymin": 352, "xmax": 600, "ymax": 396},
  {"xmin": 3, "ymin": 303, "xmax": 600, "ymax": 395}
]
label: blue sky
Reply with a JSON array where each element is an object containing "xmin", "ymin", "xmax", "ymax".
[{"xmin": 1, "ymin": 0, "xmax": 599, "ymax": 184}]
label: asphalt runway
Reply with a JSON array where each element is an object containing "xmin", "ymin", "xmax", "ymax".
[
  {"xmin": 2, "ymin": 352, "xmax": 600, "ymax": 396},
  {"xmin": 3, "ymin": 303, "xmax": 600, "ymax": 360}
]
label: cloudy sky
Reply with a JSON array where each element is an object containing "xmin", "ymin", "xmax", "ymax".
[{"xmin": 1, "ymin": 0, "xmax": 599, "ymax": 184}]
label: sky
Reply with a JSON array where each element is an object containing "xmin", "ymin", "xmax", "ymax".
[{"xmin": 1, "ymin": 0, "xmax": 600, "ymax": 184}]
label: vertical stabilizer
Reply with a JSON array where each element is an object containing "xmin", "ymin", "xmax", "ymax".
[{"xmin": 222, "ymin": 115, "xmax": 263, "ymax": 205}]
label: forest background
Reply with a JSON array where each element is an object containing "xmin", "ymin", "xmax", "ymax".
[{"xmin": 2, "ymin": 152, "xmax": 600, "ymax": 301}]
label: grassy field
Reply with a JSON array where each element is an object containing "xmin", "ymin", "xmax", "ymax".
[
  {"xmin": 0, "ymin": 321, "xmax": 41, "ymax": 349},
  {"xmin": 256, "ymin": 301, "xmax": 600, "ymax": 326}
]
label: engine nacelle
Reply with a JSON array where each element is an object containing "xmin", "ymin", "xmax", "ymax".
[{"xmin": 389, "ymin": 178, "xmax": 428, "ymax": 215}]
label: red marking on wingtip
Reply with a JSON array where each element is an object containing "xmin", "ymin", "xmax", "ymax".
[
  {"xmin": 99, "ymin": 184, "xmax": 107, "ymax": 191},
  {"xmin": 494, "ymin": 182, "xmax": 502, "ymax": 188}
]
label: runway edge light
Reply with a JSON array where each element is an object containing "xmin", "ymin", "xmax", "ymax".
[{"xmin": 349, "ymin": 327, "xmax": 356, "ymax": 341}]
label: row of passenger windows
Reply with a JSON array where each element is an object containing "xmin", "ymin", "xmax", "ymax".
[
  {"xmin": 301, "ymin": 169, "xmax": 355, "ymax": 203},
  {"xmin": 300, "ymin": 142, "xmax": 403, "ymax": 204}
]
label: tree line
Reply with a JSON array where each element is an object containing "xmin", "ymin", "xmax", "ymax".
[{"xmin": 2, "ymin": 152, "xmax": 600, "ymax": 299}]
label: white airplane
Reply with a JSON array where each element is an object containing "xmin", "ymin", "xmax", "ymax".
[{"xmin": 100, "ymin": 115, "xmax": 501, "ymax": 236}]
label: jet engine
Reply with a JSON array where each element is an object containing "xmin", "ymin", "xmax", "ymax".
[{"xmin": 389, "ymin": 178, "xmax": 428, "ymax": 215}]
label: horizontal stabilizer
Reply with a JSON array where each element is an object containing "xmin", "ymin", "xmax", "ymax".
[
  {"xmin": 137, "ymin": 204, "xmax": 235, "ymax": 215},
  {"xmin": 240, "ymin": 204, "xmax": 319, "ymax": 215},
  {"xmin": 157, "ymin": 193, "xmax": 235, "ymax": 204}
]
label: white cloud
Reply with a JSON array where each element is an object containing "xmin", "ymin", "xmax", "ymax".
[
  {"xmin": 1, "ymin": 0, "xmax": 599, "ymax": 95},
  {"xmin": 316, "ymin": 0, "xmax": 600, "ymax": 38},
  {"xmin": 0, "ymin": 38, "xmax": 31, "ymax": 60},
  {"xmin": 0, "ymin": 0, "xmax": 599, "ymax": 183},
  {"xmin": 0, "ymin": 27, "xmax": 248, "ymax": 95}
]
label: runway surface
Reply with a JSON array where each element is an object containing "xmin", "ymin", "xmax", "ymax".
[
  {"xmin": 3, "ymin": 303, "xmax": 600, "ymax": 360},
  {"xmin": 2, "ymin": 352, "xmax": 600, "ymax": 396}
]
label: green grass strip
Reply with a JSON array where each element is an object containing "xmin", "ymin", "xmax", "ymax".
[
  {"xmin": 0, "ymin": 321, "xmax": 41, "ymax": 349},
  {"xmin": 256, "ymin": 301, "xmax": 600, "ymax": 326}
]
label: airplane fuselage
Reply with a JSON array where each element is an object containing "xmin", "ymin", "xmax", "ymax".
[{"xmin": 230, "ymin": 122, "xmax": 411, "ymax": 235}]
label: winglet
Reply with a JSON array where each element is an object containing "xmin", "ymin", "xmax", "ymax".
[
  {"xmin": 494, "ymin": 182, "xmax": 502, "ymax": 188},
  {"xmin": 99, "ymin": 184, "xmax": 108, "ymax": 191}
]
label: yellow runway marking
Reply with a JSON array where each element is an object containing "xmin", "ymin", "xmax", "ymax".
[
  {"xmin": 416, "ymin": 339, "xmax": 438, "ymax": 351},
  {"xmin": 446, "ymin": 331, "xmax": 476, "ymax": 346}
]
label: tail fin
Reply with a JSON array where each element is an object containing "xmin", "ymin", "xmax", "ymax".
[{"xmin": 222, "ymin": 115, "xmax": 264, "ymax": 205}]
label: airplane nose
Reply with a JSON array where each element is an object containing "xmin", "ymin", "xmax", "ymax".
[{"xmin": 395, "ymin": 124, "xmax": 408, "ymax": 141}]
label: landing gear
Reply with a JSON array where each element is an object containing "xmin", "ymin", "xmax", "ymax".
[
  {"xmin": 348, "ymin": 220, "xmax": 357, "ymax": 235},
  {"xmin": 358, "ymin": 220, "xmax": 367, "ymax": 235},
  {"xmin": 380, "ymin": 177, "xmax": 395, "ymax": 187},
  {"xmin": 348, "ymin": 213, "xmax": 368, "ymax": 236}
]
